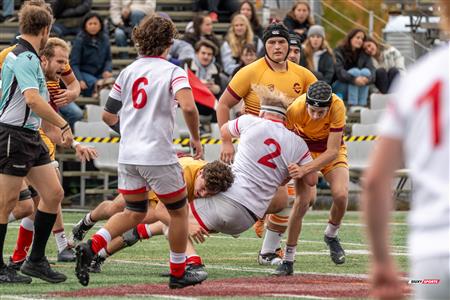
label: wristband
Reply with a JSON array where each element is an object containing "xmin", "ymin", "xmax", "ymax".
[{"xmin": 71, "ymin": 141, "xmax": 80, "ymax": 149}]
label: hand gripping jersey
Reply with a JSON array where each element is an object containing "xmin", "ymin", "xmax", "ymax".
[
  {"xmin": 223, "ymin": 114, "xmax": 312, "ymax": 218},
  {"xmin": 227, "ymin": 58, "xmax": 317, "ymax": 115},
  {"xmin": 109, "ymin": 56, "xmax": 191, "ymax": 165},
  {"xmin": 378, "ymin": 43, "xmax": 449, "ymax": 260}
]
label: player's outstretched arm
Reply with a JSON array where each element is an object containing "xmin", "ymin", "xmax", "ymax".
[{"xmin": 176, "ymin": 88, "xmax": 203, "ymax": 159}]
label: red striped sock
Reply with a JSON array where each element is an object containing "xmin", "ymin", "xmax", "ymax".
[
  {"xmin": 186, "ymin": 255, "xmax": 202, "ymax": 266},
  {"xmin": 170, "ymin": 261, "xmax": 186, "ymax": 278},
  {"xmin": 136, "ymin": 224, "xmax": 149, "ymax": 239},
  {"xmin": 12, "ymin": 226, "xmax": 33, "ymax": 262},
  {"xmin": 91, "ymin": 234, "xmax": 108, "ymax": 254}
]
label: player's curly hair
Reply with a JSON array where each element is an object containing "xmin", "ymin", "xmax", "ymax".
[
  {"xmin": 252, "ymin": 84, "xmax": 292, "ymax": 110},
  {"xmin": 202, "ymin": 161, "xmax": 234, "ymax": 193},
  {"xmin": 132, "ymin": 15, "xmax": 177, "ymax": 57}
]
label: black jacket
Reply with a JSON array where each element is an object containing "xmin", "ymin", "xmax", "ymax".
[
  {"xmin": 283, "ymin": 15, "xmax": 311, "ymax": 43},
  {"xmin": 334, "ymin": 46, "xmax": 375, "ymax": 84},
  {"xmin": 300, "ymin": 51, "xmax": 335, "ymax": 85}
]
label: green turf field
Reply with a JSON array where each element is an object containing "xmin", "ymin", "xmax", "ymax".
[{"xmin": 0, "ymin": 210, "xmax": 409, "ymax": 299}]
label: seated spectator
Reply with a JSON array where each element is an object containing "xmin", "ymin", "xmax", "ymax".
[
  {"xmin": 70, "ymin": 13, "xmax": 113, "ymax": 97},
  {"xmin": 288, "ymin": 34, "xmax": 302, "ymax": 64},
  {"xmin": 194, "ymin": 0, "xmax": 239, "ymax": 22},
  {"xmin": 239, "ymin": 1, "xmax": 263, "ymax": 38},
  {"xmin": 221, "ymin": 14, "xmax": 263, "ymax": 76},
  {"xmin": 183, "ymin": 40, "xmax": 221, "ymax": 132},
  {"xmin": 283, "ymin": 0, "xmax": 314, "ymax": 43},
  {"xmin": 110, "ymin": 0, "xmax": 155, "ymax": 58},
  {"xmin": 51, "ymin": 0, "xmax": 92, "ymax": 37},
  {"xmin": 333, "ymin": 29, "xmax": 374, "ymax": 107},
  {"xmin": 168, "ymin": 39, "xmax": 196, "ymax": 65},
  {"xmin": 183, "ymin": 14, "xmax": 221, "ymax": 60},
  {"xmin": 300, "ymin": 25, "xmax": 335, "ymax": 84},
  {"xmin": 184, "ymin": 40, "xmax": 222, "ymax": 97},
  {"xmin": 0, "ymin": 0, "xmax": 15, "ymax": 23},
  {"xmin": 363, "ymin": 36, "xmax": 406, "ymax": 94},
  {"xmin": 232, "ymin": 43, "xmax": 257, "ymax": 76}
]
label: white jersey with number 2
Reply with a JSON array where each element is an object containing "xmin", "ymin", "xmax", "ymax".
[
  {"xmin": 224, "ymin": 114, "xmax": 312, "ymax": 218},
  {"xmin": 378, "ymin": 43, "xmax": 449, "ymax": 260},
  {"xmin": 109, "ymin": 56, "xmax": 191, "ymax": 165}
]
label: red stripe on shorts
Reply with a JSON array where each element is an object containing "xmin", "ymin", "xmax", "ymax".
[
  {"xmin": 189, "ymin": 201, "xmax": 209, "ymax": 232},
  {"xmin": 118, "ymin": 187, "xmax": 147, "ymax": 195},
  {"xmin": 156, "ymin": 185, "xmax": 186, "ymax": 199}
]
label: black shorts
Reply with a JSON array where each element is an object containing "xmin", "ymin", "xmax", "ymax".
[{"xmin": 0, "ymin": 123, "xmax": 51, "ymax": 177}]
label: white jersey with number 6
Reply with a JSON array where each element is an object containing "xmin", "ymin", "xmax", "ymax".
[
  {"xmin": 109, "ymin": 56, "xmax": 190, "ymax": 165},
  {"xmin": 378, "ymin": 43, "xmax": 449, "ymax": 260},
  {"xmin": 224, "ymin": 114, "xmax": 312, "ymax": 218}
]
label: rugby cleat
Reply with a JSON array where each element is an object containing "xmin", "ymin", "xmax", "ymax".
[
  {"xmin": 324, "ymin": 235, "xmax": 346, "ymax": 265},
  {"xmin": 20, "ymin": 256, "xmax": 67, "ymax": 283},
  {"xmin": 273, "ymin": 260, "xmax": 294, "ymax": 276},
  {"xmin": 257, "ymin": 248, "xmax": 283, "ymax": 266},
  {"xmin": 72, "ymin": 217, "xmax": 94, "ymax": 244},
  {"xmin": 0, "ymin": 264, "xmax": 32, "ymax": 284},
  {"xmin": 169, "ymin": 268, "xmax": 207, "ymax": 289},
  {"xmin": 89, "ymin": 255, "xmax": 106, "ymax": 273},
  {"xmin": 75, "ymin": 240, "xmax": 95, "ymax": 286}
]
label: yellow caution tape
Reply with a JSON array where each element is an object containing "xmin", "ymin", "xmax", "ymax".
[{"xmin": 74, "ymin": 136, "xmax": 379, "ymax": 144}]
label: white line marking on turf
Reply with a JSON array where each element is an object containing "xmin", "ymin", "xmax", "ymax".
[
  {"xmin": 110, "ymin": 259, "xmax": 369, "ymax": 279},
  {"xmin": 0, "ymin": 296, "xmax": 46, "ymax": 300},
  {"xmin": 243, "ymin": 249, "xmax": 408, "ymax": 256},
  {"xmin": 146, "ymin": 295, "xmax": 198, "ymax": 300},
  {"xmin": 268, "ymin": 294, "xmax": 335, "ymax": 299},
  {"xmin": 208, "ymin": 235, "xmax": 408, "ymax": 249}
]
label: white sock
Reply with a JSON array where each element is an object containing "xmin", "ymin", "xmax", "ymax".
[
  {"xmin": 21, "ymin": 217, "xmax": 35, "ymax": 231},
  {"xmin": 284, "ymin": 244, "xmax": 297, "ymax": 262},
  {"xmin": 261, "ymin": 229, "xmax": 283, "ymax": 254},
  {"xmin": 84, "ymin": 212, "xmax": 96, "ymax": 226},
  {"xmin": 53, "ymin": 230, "xmax": 68, "ymax": 253},
  {"xmin": 170, "ymin": 251, "xmax": 186, "ymax": 264},
  {"xmin": 8, "ymin": 212, "xmax": 16, "ymax": 223},
  {"xmin": 144, "ymin": 224, "xmax": 153, "ymax": 238},
  {"xmin": 324, "ymin": 222, "xmax": 340, "ymax": 238},
  {"xmin": 98, "ymin": 248, "xmax": 109, "ymax": 258},
  {"xmin": 96, "ymin": 228, "xmax": 112, "ymax": 243}
]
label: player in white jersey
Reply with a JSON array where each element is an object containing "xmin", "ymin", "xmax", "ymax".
[
  {"xmin": 189, "ymin": 85, "xmax": 318, "ymax": 236},
  {"xmin": 75, "ymin": 15, "xmax": 205, "ymax": 289},
  {"xmin": 362, "ymin": 2, "xmax": 449, "ymax": 299}
]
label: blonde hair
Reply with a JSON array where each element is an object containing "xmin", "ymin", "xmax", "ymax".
[
  {"xmin": 226, "ymin": 14, "xmax": 254, "ymax": 57},
  {"xmin": 40, "ymin": 37, "xmax": 71, "ymax": 58},
  {"xmin": 287, "ymin": 0, "xmax": 315, "ymax": 25},
  {"xmin": 252, "ymin": 84, "xmax": 292, "ymax": 109},
  {"xmin": 303, "ymin": 36, "xmax": 334, "ymax": 71}
]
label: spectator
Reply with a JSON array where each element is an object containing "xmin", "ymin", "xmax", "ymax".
[
  {"xmin": 239, "ymin": 0, "xmax": 263, "ymax": 38},
  {"xmin": 184, "ymin": 40, "xmax": 222, "ymax": 97},
  {"xmin": 363, "ymin": 36, "xmax": 406, "ymax": 94},
  {"xmin": 287, "ymin": 33, "xmax": 302, "ymax": 64},
  {"xmin": 194, "ymin": 0, "xmax": 239, "ymax": 22},
  {"xmin": 51, "ymin": 0, "xmax": 92, "ymax": 37},
  {"xmin": 183, "ymin": 14, "xmax": 221, "ymax": 59},
  {"xmin": 70, "ymin": 12, "xmax": 113, "ymax": 97},
  {"xmin": 300, "ymin": 25, "xmax": 335, "ymax": 84},
  {"xmin": 283, "ymin": 0, "xmax": 314, "ymax": 43},
  {"xmin": 183, "ymin": 40, "xmax": 222, "ymax": 132},
  {"xmin": 333, "ymin": 29, "xmax": 374, "ymax": 107},
  {"xmin": 110, "ymin": 0, "xmax": 155, "ymax": 58},
  {"xmin": 232, "ymin": 43, "xmax": 257, "ymax": 76},
  {"xmin": 0, "ymin": 0, "xmax": 15, "ymax": 23},
  {"xmin": 221, "ymin": 14, "xmax": 263, "ymax": 76},
  {"xmin": 168, "ymin": 39, "xmax": 196, "ymax": 65}
]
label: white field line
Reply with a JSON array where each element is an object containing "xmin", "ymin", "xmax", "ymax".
[
  {"xmin": 110, "ymin": 258, "xmax": 369, "ymax": 279},
  {"xmin": 145, "ymin": 295, "xmax": 198, "ymax": 300},
  {"xmin": 268, "ymin": 294, "xmax": 335, "ymax": 299},
  {"xmin": 242, "ymin": 249, "xmax": 408, "ymax": 256},
  {"xmin": 0, "ymin": 296, "xmax": 46, "ymax": 300}
]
